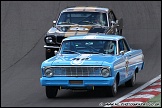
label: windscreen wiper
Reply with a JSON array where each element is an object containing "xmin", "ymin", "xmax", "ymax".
[
  {"xmin": 83, "ymin": 51, "xmax": 99, "ymax": 54},
  {"xmin": 63, "ymin": 50, "xmax": 81, "ymax": 55}
]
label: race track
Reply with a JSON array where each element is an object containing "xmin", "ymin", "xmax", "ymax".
[{"xmin": 1, "ymin": 1, "xmax": 161, "ymax": 107}]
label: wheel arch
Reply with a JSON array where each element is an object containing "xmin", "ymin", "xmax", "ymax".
[
  {"xmin": 135, "ymin": 67, "xmax": 139, "ymax": 73},
  {"xmin": 116, "ymin": 72, "xmax": 120, "ymax": 86}
]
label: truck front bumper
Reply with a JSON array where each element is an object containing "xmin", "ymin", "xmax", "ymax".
[{"xmin": 40, "ymin": 76, "xmax": 115, "ymax": 88}]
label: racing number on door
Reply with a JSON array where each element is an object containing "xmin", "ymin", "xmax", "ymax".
[{"xmin": 125, "ymin": 57, "xmax": 129, "ymax": 77}]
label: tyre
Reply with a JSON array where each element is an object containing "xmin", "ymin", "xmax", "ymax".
[
  {"xmin": 106, "ymin": 78, "xmax": 118, "ymax": 97},
  {"xmin": 46, "ymin": 86, "xmax": 58, "ymax": 98},
  {"xmin": 125, "ymin": 72, "xmax": 136, "ymax": 87},
  {"xmin": 45, "ymin": 49, "xmax": 55, "ymax": 59}
]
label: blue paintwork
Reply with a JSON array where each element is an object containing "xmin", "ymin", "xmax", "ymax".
[
  {"xmin": 40, "ymin": 77, "xmax": 115, "ymax": 87},
  {"xmin": 40, "ymin": 34, "xmax": 144, "ymax": 90},
  {"xmin": 42, "ymin": 54, "xmax": 117, "ymax": 66}
]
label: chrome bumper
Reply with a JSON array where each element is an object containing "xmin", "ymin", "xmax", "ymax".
[{"xmin": 44, "ymin": 45, "xmax": 60, "ymax": 49}]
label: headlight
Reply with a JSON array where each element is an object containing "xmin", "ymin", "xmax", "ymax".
[
  {"xmin": 45, "ymin": 37, "xmax": 53, "ymax": 44},
  {"xmin": 44, "ymin": 68, "xmax": 54, "ymax": 77},
  {"xmin": 101, "ymin": 67, "xmax": 110, "ymax": 77}
]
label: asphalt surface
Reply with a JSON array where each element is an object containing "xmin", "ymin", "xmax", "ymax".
[{"xmin": 1, "ymin": 1, "xmax": 161, "ymax": 107}]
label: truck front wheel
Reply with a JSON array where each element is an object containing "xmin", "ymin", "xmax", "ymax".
[
  {"xmin": 105, "ymin": 78, "xmax": 118, "ymax": 97},
  {"xmin": 46, "ymin": 86, "xmax": 58, "ymax": 98}
]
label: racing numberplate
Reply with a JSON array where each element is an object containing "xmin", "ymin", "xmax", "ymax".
[{"xmin": 69, "ymin": 80, "xmax": 83, "ymax": 85}]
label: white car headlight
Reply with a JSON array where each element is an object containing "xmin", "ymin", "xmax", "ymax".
[
  {"xmin": 45, "ymin": 37, "xmax": 53, "ymax": 43},
  {"xmin": 44, "ymin": 68, "xmax": 53, "ymax": 77},
  {"xmin": 101, "ymin": 67, "xmax": 110, "ymax": 77}
]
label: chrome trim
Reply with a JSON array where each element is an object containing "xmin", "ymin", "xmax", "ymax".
[
  {"xmin": 128, "ymin": 61, "xmax": 143, "ymax": 67},
  {"xmin": 101, "ymin": 66, "xmax": 110, "ymax": 71},
  {"xmin": 101, "ymin": 66, "xmax": 111, "ymax": 77},
  {"xmin": 116, "ymin": 40, "xmax": 119, "ymax": 55},
  {"xmin": 43, "ymin": 66, "xmax": 110, "ymax": 77},
  {"xmin": 114, "ymin": 61, "xmax": 143, "ymax": 71},
  {"xmin": 44, "ymin": 68, "xmax": 54, "ymax": 77},
  {"xmin": 45, "ymin": 66, "xmax": 105, "ymax": 68},
  {"xmin": 44, "ymin": 45, "xmax": 60, "ymax": 49},
  {"xmin": 114, "ymin": 67, "xmax": 125, "ymax": 71}
]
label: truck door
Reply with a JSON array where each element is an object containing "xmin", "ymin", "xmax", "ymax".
[{"xmin": 118, "ymin": 39, "xmax": 131, "ymax": 79}]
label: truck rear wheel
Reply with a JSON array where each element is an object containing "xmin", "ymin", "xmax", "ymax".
[{"xmin": 125, "ymin": 72, "xmax": 136, "ymax": 87}]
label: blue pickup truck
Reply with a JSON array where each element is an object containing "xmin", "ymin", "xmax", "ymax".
[{"xmin": 40, "ymin": 34, "xmax": 144, "ymax": 98}]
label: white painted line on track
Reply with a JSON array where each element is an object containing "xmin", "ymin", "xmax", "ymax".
[
  {"xmin": 120, "ymin": 101, "xmax": 144, "ymax": 104},
  {"xmin": 104, "ymin": 74, "xmax": 161, "ymax": 107},
  {"xmin": 126, "ymin": 94, "xmax": 155, "ymax": 99},
  {"xmin": 112, "ymin": 74, "xmax": 161, "ymax": 103},
  {"xmin": 140, "ymin": 88, "xmax": 161, "ymax": 92},
  {"xmin": 150, "ymin": 82, "xmax": 161, "ymax": 86}
]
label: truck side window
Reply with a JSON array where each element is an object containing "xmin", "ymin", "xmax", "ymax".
[
  {"xmin": 119, "ymin": 39, "xmax": 130, "ymax": 53},
  {"xmin": 119, "ymin": 39, "xmax": 124, "ymax": 52},
  {"xmin": 123, "ymin": 39, "xmax": 130, "ymax": 51}
]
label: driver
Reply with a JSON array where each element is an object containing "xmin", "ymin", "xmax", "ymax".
[{"xmin": 99, "ymin": 41, "xmax": 115, "ymax": 54}]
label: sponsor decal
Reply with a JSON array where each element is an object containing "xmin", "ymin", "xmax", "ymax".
[
  {"xmin": 70, "ymin": 54, "xmax": 91, "ymax": 65},
  {"xmin": 65, "ymin": 26, "xmax": 92, "ymax": 37},
  {"xmin": 125, "ymin": 57, "xmax": 129, "ymax": 77},
  {"xmin": 70, "ymin": 27, "xmax": 89, "ymax": 31},
  {"xmin": 73, "ymin": 6, "xmax": 97, "ymax": 12},
  {"xmin": 83, "ymin": 35, "xmax": 96, "ymax": 39}
]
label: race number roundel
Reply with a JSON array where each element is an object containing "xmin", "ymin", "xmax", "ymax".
[{"xmin": 125, "ymin": 57, "xmax": 129, "ymax": 76}]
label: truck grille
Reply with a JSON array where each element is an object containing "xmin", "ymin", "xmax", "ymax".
[{"xmin": 49, "ymin": 66, "xmax": 103, "ymax": 76}]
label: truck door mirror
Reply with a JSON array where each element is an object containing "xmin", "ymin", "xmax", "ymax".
[
  {"xmin": 53, "ymin": 20, "xmax": 56, "ymax": 27},
  {"xmin": 120, "ymin": 50, "xmax": 125, "ymax": 55}
]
